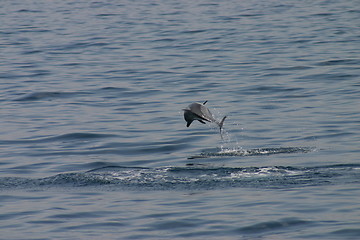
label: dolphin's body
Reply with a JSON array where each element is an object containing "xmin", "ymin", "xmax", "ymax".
[{"xmin": 183, "ymin": 101, "xmax": 226, "ymax": 131}]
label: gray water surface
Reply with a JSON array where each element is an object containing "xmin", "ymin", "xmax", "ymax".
[{"xmin": 1, "ymin": 0, "xmax": 359, "ymax": 239}]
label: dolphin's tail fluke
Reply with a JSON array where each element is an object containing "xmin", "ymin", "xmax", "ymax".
[{"xmin": 218, "ymin": 116, "xmax": 227, "ymax": 131}]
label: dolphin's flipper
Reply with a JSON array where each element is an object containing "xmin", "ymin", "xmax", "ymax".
[{"xmin": 186, "ymin": 120, "xmax": 193, "ymax": 127}]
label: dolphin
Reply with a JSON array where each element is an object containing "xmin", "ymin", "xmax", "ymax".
[{"xmin": 183, "ymin": 101, "xmax": 227, "ymax": 131}]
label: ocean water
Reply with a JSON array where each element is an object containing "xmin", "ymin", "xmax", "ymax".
[{"xmin": 1, "ymin": 0, "xmax": 360, "ymax": 239}]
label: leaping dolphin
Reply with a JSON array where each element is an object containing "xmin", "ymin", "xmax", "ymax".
[{"xmin": 183, "ymin": 101, "xmax": 227, "ymax": 131}]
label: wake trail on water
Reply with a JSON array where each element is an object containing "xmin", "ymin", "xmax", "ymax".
[{"xmin": 1, "ymin": 164, "xmax": 359, "ymax": 191}]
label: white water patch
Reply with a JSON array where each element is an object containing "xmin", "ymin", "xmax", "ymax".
[
  {"xmin": 189, "ymin": 146, "xmax": 315, "ymax": 159},
  {"xmin": 228, "ymin": 167, "xmax": 302, "ymax": 179}
]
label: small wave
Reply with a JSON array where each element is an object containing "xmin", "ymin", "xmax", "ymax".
[
  {"xmin": 49, "ymin": 132, "xmax": 117, "ymax": 141},
  {"xmin": 331, "ymin": 228, "xmax": 360, "ymax": 238},
  {"xmin": 236, "ymin": 218, "xmax": 311, "ymax": 234},
  {"xmin": 14, "ymin": 91, "xmax": 80, "ymax": 101},
  {"xmin": 1, "ymin": 164, "xmax": 358, "ymax": 191},
  {"xmin": 316, "ymin": 59, "xmax": 360, "ymax": 66},
  {"xmin": 13, "ymin": 87, "xmax": 162, "ymax": 102},
  {"xmin": 0, "ymin": 132, "xmax": 116, "ymax": 145},
  {"xmin": 189, "ymin": 147, "xmax": 314, "ymax": 159}
]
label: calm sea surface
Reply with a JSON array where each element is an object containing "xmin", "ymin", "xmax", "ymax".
[{"xmin": 1, "ymin": 0, "xmax": 360, "ymax": 239}]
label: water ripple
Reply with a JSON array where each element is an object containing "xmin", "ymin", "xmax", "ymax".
[
  {"xmin": 237, "ymin": 218, "xmax": 312, "ymax": 234},
  {"xmin": 0, "ymin": 132, "xmax": 117, "ymax": 145},
  {"xmin": 13, "ymin": 91, "xmax": 88, "ymax": 101}
]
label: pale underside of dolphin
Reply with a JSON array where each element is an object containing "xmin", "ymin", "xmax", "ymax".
[{"xmin": 183, "ymin": 101, "xmax": 227, "ymax": 131}]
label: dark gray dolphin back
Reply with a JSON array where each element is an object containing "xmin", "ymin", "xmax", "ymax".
[{"xmin": 188, "ymin": 102, "xmax": 216, "ymax": 122}]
